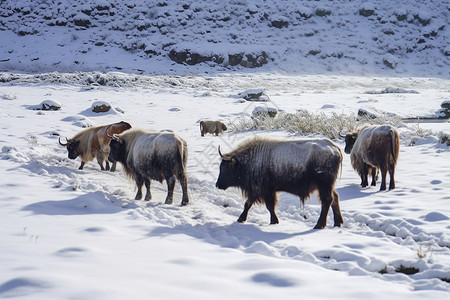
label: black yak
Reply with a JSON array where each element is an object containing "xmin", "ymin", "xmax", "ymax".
[
  {"xmin": 107, "ymin": 128, "xmax": 189, "ymax": 205},
  {"xmin": 216, "ymin": 136, "xmax": 343, "ymax": 229}
]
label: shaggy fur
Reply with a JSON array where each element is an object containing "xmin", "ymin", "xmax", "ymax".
[
  {"xmin": 216, "ymin": 136, "xmax": 343, "ymax": 229},
  {"xmin": 344, "ymin": 124, "xmax": 399, "ymax": 190},
  {"xmin": 108, "ymin": 128, "xmax": 189, "ymax": 205},
  {"xmin": 60, "ymin": 121, "xmax": 131, "ymax": 171},
  {"xmin": 200, "ymin": 120, "xmax": 227, "ymax": 136}
]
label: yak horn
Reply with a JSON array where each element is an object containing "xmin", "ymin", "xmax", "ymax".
[
  {"xmin": 218, "ymin": 145, "xmax": 225, "ymax": 158},
  {"xmin": 105, "ymin": 125, "xmax": 114, "ymax": 139},
  {"xmin": 59, "ymin": 136, "xmax": 68, "ymax": 146},
  {"xmin": 106, "ymin": 125, "xmax": 121, "ymax": 142},
  {"xmin": 218, "ymin": 145, "xmax": 232, "ymax": 160},
  {"xmin": 339, "ymin": 131, "xmax": 347, "ymax": 138}
]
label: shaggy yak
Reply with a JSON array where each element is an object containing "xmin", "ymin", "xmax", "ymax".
[
  {"xmin": 216, "ymin": 136, "xmax": 343, "ymax": 229},
  {"xmin": 107, "ymin": 128, "xmax": 189, "ymax": 205},
  {"xmin": 343, "ymin": 124, "xmax": 399, "ymax": 190},
  {"xmin": 59, "ymin": 121, "xmax": 132, "ymax": 171},
  {"xmin": 200, "ymin": 120, "xmax": 227, "ymax": 137}
]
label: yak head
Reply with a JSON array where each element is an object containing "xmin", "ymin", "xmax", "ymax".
[
  {"xmin": 59, "ymin": 137, "xmax": 80, "ymax": 160},
  {"xmin": 216, "ymin": 146, "xmax": 242, "ymax": 190},
  {"xmin": 107, "ymin": 135, "xmax": 126, "ymax": 164},
  {"xmin": 342, "ymin": 132, "xmax": 358, "ymax": 154}
]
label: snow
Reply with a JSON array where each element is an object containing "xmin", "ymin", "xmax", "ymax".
[
  {"xmin": 1, "ymin": 0, "xmax": 450, "ymax": 299},
  {"xmin": 1, "ymin": 73, "xmax": 450, "ymax": 300}
]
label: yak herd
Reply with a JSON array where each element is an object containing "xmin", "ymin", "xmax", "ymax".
[{"xmin": 59, "ymin": 119, "xmax": 399, "ymax": 229}]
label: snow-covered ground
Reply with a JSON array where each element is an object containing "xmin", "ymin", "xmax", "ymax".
[
  {"xmin": 1, "ymin": 0, "xmax": 450, "ymax": 298},
  {"xmin": 1, "ymin": 73, "xmax": 450, "ymax": 299},
  {"xmin": 0, "ymin": 0, "xmax": 449, "ymax": 77}
]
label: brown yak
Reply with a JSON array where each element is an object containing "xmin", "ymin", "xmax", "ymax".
[
  {"xmin": 343, "ymin": 124, "xmax": 399, "ymax": 190},
  {"xmin": 59, "ymin": 121, "xmax": 132, "ymax": 171},
  {"xmin": 200, "ymin": 120, "xmax": 227, "ymax": 137}
]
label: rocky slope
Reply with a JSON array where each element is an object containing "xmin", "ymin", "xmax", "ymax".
[{"xmin": 0, "ymin": 0, "xmax": 449, "ymax": 76}]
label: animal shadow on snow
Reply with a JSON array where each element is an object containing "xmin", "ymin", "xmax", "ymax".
[
  {"xmin": 336, "ymin": 184, "xmax": 374, "ymax": 201},
  {"xmin": 22, "ymin": 191, "xmax": 122, "ymax": 215},
  {"xmin": 148, "ymin": 222, "xmax": 317, "ymax": 250}
]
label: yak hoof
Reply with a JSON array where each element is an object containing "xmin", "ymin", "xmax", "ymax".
[
  {"xmin": 165, "ymin": 198, "xmax": 173, "ymax": 205},
  {"xmin": 237, "ymin": 217, "xmax": 246, "ymax": 223},
  {"xmin": 181, "ymin": 200, "xmax": 189, "ymax": 206},
  {"xmin": 270, "ymin": 219, "xmax": 279, "ymax": 225},
  {"xmin": 313, "ymin": 224, "xmax": 326, "ymax": 230}
]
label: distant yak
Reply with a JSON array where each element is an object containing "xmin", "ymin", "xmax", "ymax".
[
  {"xmin": 59, "ymin": 121, "xmax": 132, "ymax": 171},
  {"xmin": 216, "ymin": 136, "xmax": 343, "ymax": 229},
  {"xmin": 343, "ymin": 124, "xmax": 399, "ymax": 190},
  {"xmin": 107, "ymin": 128, "xmax": 189, "ymax": 205},
  {"xmin": 200, "ymin": 120, "xmax": 227, "ymax": 137}
]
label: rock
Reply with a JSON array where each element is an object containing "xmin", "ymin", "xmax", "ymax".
[
  {"xmin": 31, "ymin": 100, "xmax": 62, "ymax": 111},
  {"xmin": 252, "ymin": 106, "xmax": 278, "ymax": 118},
  {"xmin": 239, "ymin": 89, "xmax": 270, "ymax": 102},
  {"xmin": 359, "ymin": 8, "xmax": 375, "ymax": 17},
  {"xmin": 357, "ymin": 108, "xmax": 379, "ymax": 120},
  {"xmin": 168, "ymin": 49, "xmax": 224, "ymax": 66},
  {"xmin": 168, "ymin": 49, "xmax": 269, "ymax": 68},
  {"xmin": 91, "ymin": 101, "xmax": 111, "ymax": 113},
  {"xmin": 382, "ymin": 55, "xmax": 398, "ymax": 69},
  {"xmin": 315, "ymin": 9, "xmax": 331, "ymax": 17},
  {"xmin": 439, "ymin": 101, "xmax": 450, "ymax": 119}
]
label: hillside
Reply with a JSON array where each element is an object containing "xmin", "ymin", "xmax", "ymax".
[{"xmin": 0, "ymin": 0, "xmax": 449, "ymax": 77}]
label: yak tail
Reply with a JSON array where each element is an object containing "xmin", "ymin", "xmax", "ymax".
[
  {"xmin": 176, "ymin": 141, "xmax": 188, "ymax": 179},
  {"xmin": 390, "ymin": 129, "xmax": 400, "ymax": 164}
]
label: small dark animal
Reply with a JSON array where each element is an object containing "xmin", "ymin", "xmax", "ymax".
[
  {"xmin": 343, "ymin": 124, "xmax": 399, "ymax": 190},
  {"xmin": 216, "ymin": 136, "xmax": 343, "ymax": 229},
  {"xmin": 200, "ymin": 120, "xmax": 227, "ymax": 137},
  {"xmin": 59, "ymin": 121, "xmax": 132, "ymax": 171},
  {"xmin": 107, "ymin": 128, "xmax": 189, "ymax": 205}
]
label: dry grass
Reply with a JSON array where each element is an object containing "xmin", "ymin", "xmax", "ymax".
[{"xmin": 229, "ymin": 110, "xmax": 403, "ymax": 139}]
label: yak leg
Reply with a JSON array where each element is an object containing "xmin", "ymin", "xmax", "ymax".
[
  {"xmin": 164, "ymin": 175, "xmax": 176, "ymax": 204},
  {"xmin": 315, "ymin": 186, "xmax": 333, "ymax": 229},
  {"xmin": 78, "ymin": 161, "xmax": 86, "ymax": 170},
  {"xmin": 178, "ymin": 172, "xmax": 189, "ymax": 206},
  {"xmin": 96, "ymin": 153, "xmax": 106, "ymax": 171},
  {"xmin": 238, "ymin": 200, "xmax": 254, "ymax": 223},
  {"xmin": 379, "ymin": 166, "xmax": 387, "ymax": 191},
  {"xmin": 110, "ymin": 161, "xmax": 117, "ymax": 172},
  {"xmin": 265, "ymin": 193, "xmax": 279, "ymax": 224},
  {"xmin": 105, "ymin": 161, "xmax": 110, "ymax": 171},
  {"xmin": 361, "ymin": 164, "xmax": 369, "ymax": 187},
  {"xmin": 331, "ymin": 191, "xmax": 343, "ymax": 227},
  {"xmin": 144, "ymin": 178, "xmax": 152, "ymax": 201},
  {"xmin": 370, "ymin": 167, "xmax": 377, "ymax": 186},
  {"xmin": 388, "ymin": 165, "xmax": 396, "ymax": 190},
  {"xmin": 134, "ymin": 175, "xmax": 144, "ymax": 200}
]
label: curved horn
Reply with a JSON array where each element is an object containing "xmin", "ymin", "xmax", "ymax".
[
  {"xmin": 105, "ymin": 125, "xmax": 114, "ymax": 139},
  {"xmin": 218, "ymin": 145, "xmax": 225, "ymax": 158},
  {"xmin": 59, "ymin": 136, "xmax": 68, "ymax": 146},
  {"xmin": 218, "ymin": 146, "xmax": 232, "ymax": 161},
  {"xmin": 339, "ymin": 131, "xmax": 347, "ymax": 138}
]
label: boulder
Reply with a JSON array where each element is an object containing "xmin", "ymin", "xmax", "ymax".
[
  {"xmin": 239, "ymin": 89, "xmax": 270, "ymax": 102},
  {"xmin": 91, "ymin": 101, "xmax": 111, "ymax": 113},
  {"xmin": 252, "ymin": 106, "xmax": 278, "ymax": 118},
  {"xmin": 32, "ymin": 100, "xmax": 62, "ymax": 111}
]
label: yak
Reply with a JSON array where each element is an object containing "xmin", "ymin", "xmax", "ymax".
[
  {"xmin": 59, "ymin": 121, "xmax": 132, "ymax": 171},
  {"xmin": 107, "ymin": 128, "xmax": 189, "ymax": 206},
  {"xmin": 200, "ymin": 120, "xmax": 227, "ymax": 137},
  {"xmin": 216, "ymin": 136, "xmax": 343, "ymax": 229},
  {"xmin": 343, "ymin": 124, "xmax": 399, "ymax": 190}
]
